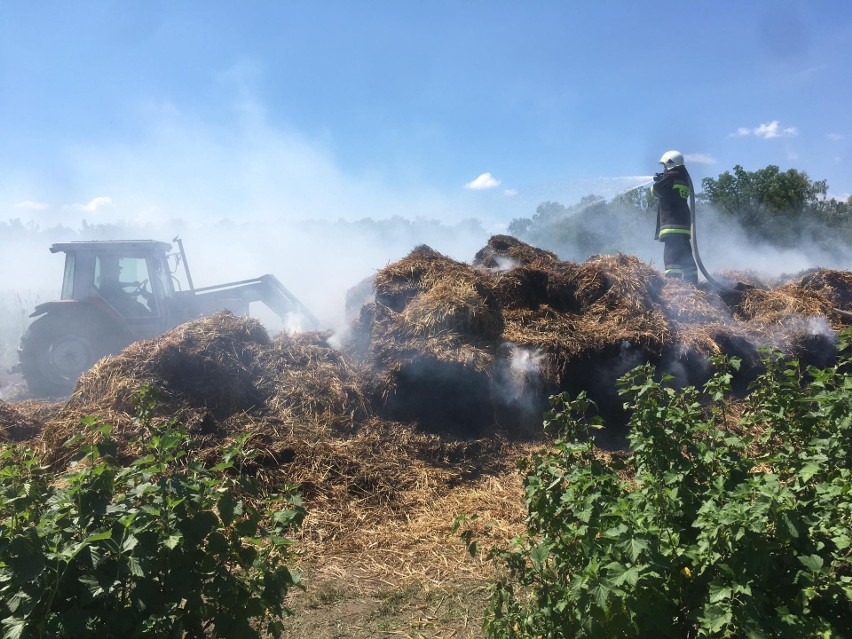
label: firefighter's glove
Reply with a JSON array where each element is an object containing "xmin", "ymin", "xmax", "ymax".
[{"xmin": 653, "ymin": 172, "xmax": 664, "ymax": 182}]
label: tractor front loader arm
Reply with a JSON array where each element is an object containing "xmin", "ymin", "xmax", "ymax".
[{"xmin": 188, "ymin": 275, "xmax": 320, "ymax": 330}]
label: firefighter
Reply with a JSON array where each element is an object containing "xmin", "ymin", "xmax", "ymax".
[{"xmin": 652, "ymin": 150, "xmax": 698, "ymax": 283}]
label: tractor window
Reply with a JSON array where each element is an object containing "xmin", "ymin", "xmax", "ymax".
[
  {"xmin": 60, "ymin": 253, "xmax": 76, "ymax": 300},
  {"xmin": 150, "ymin": 256, "xmax": 175, "ymax": 297},
  {"xmin": 94, "ymin": 255, "xmax": 155, "ymax": 317}
]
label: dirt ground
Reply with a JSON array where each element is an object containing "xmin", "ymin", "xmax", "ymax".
[
  {"xmin": 275, "ymin": 455, "xmax": 532, "ymax": 639},
  {"xmin": 280, "ymin": 567, "xmax": 493, "ymax": 639}
]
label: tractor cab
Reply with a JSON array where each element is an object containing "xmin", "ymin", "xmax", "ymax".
[
  {"xmin": 52, "ymin": 240, "xmax": 177, "ymax": 339},
  {"xmin": 18, "ymin": 238, "xmax": 319, "ymax": 396}
]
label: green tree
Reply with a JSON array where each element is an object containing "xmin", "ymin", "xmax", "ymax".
[
  {"xmin": 508, "ymin": 196, "xmax": 651, "ymax": 260},
  {"xmin": 699, "ymin": 164, "xmax": 850, "ymax": 249}
]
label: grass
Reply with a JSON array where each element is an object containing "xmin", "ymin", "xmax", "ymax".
[{"xmin": 280, "ymin": 574, "xmax": 492, "ymax": 639}]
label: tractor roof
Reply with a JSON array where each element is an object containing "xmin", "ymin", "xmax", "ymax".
[{"xmin": 49, "ymin": 240, "xmax": 173, "ymax": 255}]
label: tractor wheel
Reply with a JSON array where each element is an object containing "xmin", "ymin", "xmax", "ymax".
[{"xmin": 18, "ymin": 315, "xmax": 116, "ymax": 397}]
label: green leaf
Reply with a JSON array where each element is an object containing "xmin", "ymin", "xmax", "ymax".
[
  {"xmin": 122, "ymin": 533, "xmax": 139, "ymax": 552},
  {"xmin": 621, "ymin": 537, "xmax": 649, "ymax": 562},
  {"xmin": 781, "ymin": 513, "xmax": 799, "ymax": 539},
  {"xmin": 709, "ymin": 584, "xmax": 732, "ymax": 604},
  {"xmin": 613, "ymin": 564, "xmax": 641, "ymax": 587},
  {"xmin": 164, "ymin": 533, "xmax": 182, "ymax": 549},
  {"xmin": 530, "ymin": 542, "xmax": 551, "ymax": 568},
  {"xmin": 591, "ymin": 582, "xmax": 610, "ymax": 610},
  {"xmin": 119, "ymin": 512, "xmax": 137, "ymax": 528},
  {"xmin": 217, "ymin": 493, "xmax": 240, "ymax": 525},
  {"xmin": 78, "ymin": 574, "xmax": 105, "ymax": 598},
  {"xmin": 84, "ymin": 530, "xmax": 113, "ymax": 544},
  {"xmin": 1, "ymin": 618, "xmax": 26, "ymax": 639},
  {"xmin": 188, "ymin": 510, "xmax": 219, "ymax": 541},
  {"xmin": 127, "ymin": 556, "xmax": 145, "ymax": 577},
  {"xmin": 701, "ymin": 603, "xmax": 732, "ymax": 633},
  {"xmin": 798, "ymin": 554, "xmax": 824, "ymax": 572},
  {"xmin": 798, "ymin": 461, "xmax": 821, "ymax": 483},
  {"xmin": 832, "ymin": 534, "xmax": 851, "ymax": 551}
]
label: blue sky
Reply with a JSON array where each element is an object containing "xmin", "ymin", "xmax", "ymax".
[{"xmin": 1, "ymin": 1, "xmax": 850, "ymax": 229}]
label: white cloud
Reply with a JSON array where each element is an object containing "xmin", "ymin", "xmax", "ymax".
[
  {"xmin": 684, "ymin": 153, "xmax": 716, "ymax": 165},
  {"xmin": 827, "ymin": 132, "xmax": 846, "ymax": 141},
  {"xmin": 786, "ymin": 147, "xmax": 799, "ymax": 161},
  {"xmin": 732, "ymin": 120, "xmax": 798, "ymax": 139},
  {"xmin": 504, "ymin": 188, "xmax": 518, "ymax": 197},
  {"xmin": 16, "ymin": 200, "xmax": 49, "ymax": 210},
  {"xmin": 72, "ymin": 196, "xmax": 114, "ymax": 212},
  {"xmin": 756, "ymin": 121, "xmax": 798, "ymax": 138},
  {"xmin": 464, "ymin": 172, "xmax": 501, "ymax": 190}
]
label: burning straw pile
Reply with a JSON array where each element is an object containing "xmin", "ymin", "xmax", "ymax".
[
  {"xmin": 0, "ymin": 400, "xmax": 42, "ymax": 442},
  {"xmin": 20, "ymin": 311, "xmax": 517, "ymax": 552},
  {"xmin": 345, "ymin": 235, "xmax": 851, "ymax": 432},
  {"xmin": 4, "ymin": 235, "xmax": 851, "ymax": 555},
  {"xmin": 35, "ymin": 313, "xmax": 375, "ymax": 461}
]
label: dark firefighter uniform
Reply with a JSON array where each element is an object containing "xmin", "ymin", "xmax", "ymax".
[{"xmin": 652, "ymin": 165, "xmax": 698, "ymax": 283}]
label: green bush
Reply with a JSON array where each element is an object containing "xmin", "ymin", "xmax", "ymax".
[
  {"xmin": 467, "ymin": 336, "xmax": 851, "ymax": 638},
  {"xmin": 0, "ymin": 388, "xmax": 304, "ymax": 639}
]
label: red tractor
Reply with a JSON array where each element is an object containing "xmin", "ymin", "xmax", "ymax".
[{"xmin": 17, "ymin": 238, "xmax": 317, "ymax": 396}]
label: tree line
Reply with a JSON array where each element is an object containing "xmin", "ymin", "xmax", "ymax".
[{"xmin": 508, "ymin": 165, "xmax": 852, "ymax": 265}]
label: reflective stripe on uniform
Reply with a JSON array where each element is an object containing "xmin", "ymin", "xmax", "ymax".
[
  {"xmin": 658, "ymin": 227, "xmax": 691, "ymax": 237},
  {"xmin": 665, "ymin": 267, "xmax": 698, "ymax": 275}
]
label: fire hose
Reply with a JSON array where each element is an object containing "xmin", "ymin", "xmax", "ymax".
[{"xmin": 685, "ymin": 174, "xmax": 729, "ymax": 292}]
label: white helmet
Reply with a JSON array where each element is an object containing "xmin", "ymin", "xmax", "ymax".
[{"xmin": 659, "ymin": 150, "xmax": 685, "ymax": 170}]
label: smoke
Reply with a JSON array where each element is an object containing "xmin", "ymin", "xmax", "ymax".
[
  {"xmin": 0, "ymin": 216, "xmax": 492, "ymax": 331},
  {"xmin": 498, "ymin": 344, "xmax": 545, "ymax": 404},
  {"xmin": 0, "ymin": 89, "xmax": 504, "ymax": 344},
  {"xmin": 492, "ymin": 256, "xmax": 519, "ymax": 272},
  {"xmin": 511, "ymin": 187, "xmax": 850, "ymax": 280}
]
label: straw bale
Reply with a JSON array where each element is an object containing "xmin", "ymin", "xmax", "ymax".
[
  {"xmin": 36, "ymin": 312, "xmax": 272, "ymax": 464},
  {"xmin": 574, "ymin": 307, "xmax": 670, "ymax": 355},
  {"xmin": 11, "ymin": 399, "xmax": 63, "ymax": 425},
  {"xmin": 258, "ymin": 330, "xmax": 373, "ymax": 429},
  {"xmin": 658, "ymin": 280, "xmax": 744, "ymax": 358},
  {"xmin": 0, "ymin": 399, "xmax": 41, "ymax": 442},
  {"xmin": 72, "ymin": 311, "xmax": 270, "ymax": 414},
  {"xmin": 212, "ymin": 414, "xmax": 517, "ymax": 548},
  {"xmin": 472, "ymin": 234, "xmax": 559, "ymax": 269},
  {"xmin": 374, "ymin": 245, "xmax": 502, "ymax": 341},
  {"xmin": 660, "ymin": 279, "xmax": 732, "ymax": 325},
  {"xmin": 573, "ymin": 253, "xmax": 664, "ymax": 312},
  {"xmin": 400, "ymin": 277, "xmax": 503, "ymax": 340},
  {"xmin": 374, "ymin": 245, "xmax": 472, "ymax": 312},
  {"xmin": 793, "ymin": 268, "xmax": 852, "ymax": 311},
  {"xmin": 489, "ymin": 264, "xmax": 552, "ymax": 310},
  {"xmin": 473, "ymin": 236, "xmax": 582, "ymax": 311},
  {"xmin": 714, "ymin": 269, "xmax": 774, "ymax": 290},
  {"xmin": 734, "ymin": 285, "xmax": 836, "ymax": 326},
  {"xmin": 561, "ymin": 254, "xmax": 671, "ymax": 359},
  {"xmin": 500, "ymin": 307, "xmax": 581, "ymax": 386},
  {"xmin": 367, "ymin": 303, "xmax": 495, "ymax": 374},
  {"xmin": 488, "ymin": 260, "xmax": 582, "ymax": 313}
]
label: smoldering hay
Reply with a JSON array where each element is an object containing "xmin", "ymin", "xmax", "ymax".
[
  {"xmin": 347, "ymin": 235, "xmax": 850, "ymax": 435},
  {"xmin": 2, "ymin": 234, "xmax": 850, "ymax": 550},
  {"xmin": 5, "ymin": 235, "xmax": 852, "ymax": 450}
]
